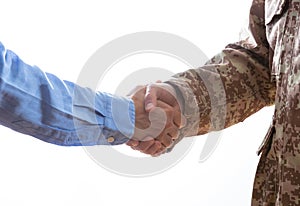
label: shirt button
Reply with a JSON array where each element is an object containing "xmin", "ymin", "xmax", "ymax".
[{"xmin": 107, "ymin": 136, "xmax": 115, "ymax": 143}]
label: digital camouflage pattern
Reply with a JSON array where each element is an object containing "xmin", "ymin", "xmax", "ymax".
[{"xmin": 168, "ymin": 0, "xmax": 300, "ymax": 205}]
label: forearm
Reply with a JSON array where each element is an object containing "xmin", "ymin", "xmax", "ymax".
[
  {"xmin": 167, "ymin": 44, "xmax": 276, "ymax": 138},
  {"xmin": 0, "ymin": 42, "xmax": 135, "ymax": 146}
]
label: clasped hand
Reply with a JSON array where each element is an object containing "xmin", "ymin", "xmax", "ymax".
[{"xmin": 127, "ymin": 82, "xmax": 185, "ymax": 156}]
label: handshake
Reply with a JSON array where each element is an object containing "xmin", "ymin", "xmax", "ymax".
[{"xmin": 126, "ymin": 81, "xmax": 185, "ymax": 157}]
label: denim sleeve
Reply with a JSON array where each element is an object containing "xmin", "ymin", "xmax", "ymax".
[{"xmin": 0, "ymin": 42, "xmax": 135, "ymax": 146}]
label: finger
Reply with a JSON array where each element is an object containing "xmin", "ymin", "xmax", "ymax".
[
  {"xmin": 144, "ymin": 83, "xmax": 159, "ymax": 112},
  {"xmin": 131, "ymin": 133, "xmax": 153, "ymax": 142},
  {"xmin": 156, "ymin": 100, "xmax": 186, "ymax": 129},
  {"xmin": 132, "ymin": 139, "xmax": 155, "ymax": 151},
  {"xmin": 126, "ymin": 139, "xmax": 139, "ymax": 147},
  {"xmin": 146, "ymin": 82, "xmax": 179, "ymax": 109},
  {"xmin": 167, "ymin": 126, "xmax": 179, "ymax": 140},
  {"xmin": 152, "ymin": 147, "xmax": 167, "ymax": 157},
  {"xmin": 143, "ymin": 141, "xmax": 162, "ymax": 155},
  {"xmin": 152, "ymin": 101, "xmax": 179, "ymax": 141},
  {"xmin": 156, "ymin": 100, "xmax": 180, "ymax": 128},
  {"xmin": 156, "ymin": 133, "xmax": 174, "ymax": 148},
  {"xmin": 173, "ymin": 109, "xmax": 187, "ymax": 129},
  {"xmin": 156, "ymin": 118, "xmax": 179, "ymax": 140}
]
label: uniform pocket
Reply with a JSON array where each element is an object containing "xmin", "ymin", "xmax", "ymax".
[{"xmin": 257, "ymin": 118, "xmax": 276, "ymax": 156}]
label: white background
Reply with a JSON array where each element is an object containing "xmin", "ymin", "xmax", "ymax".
[{"xmin": 0, "ymin": 0, "xmax": 275, "ymax": 205}]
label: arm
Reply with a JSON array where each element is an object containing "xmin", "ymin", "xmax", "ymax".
[
  {"xmin": 132, "ymin": 0, "xmax": 276, "ymax": 155},
  {"xmin": 167, "ymin": 0, "xmax": 275, "ymax": 138},
  {"xmin": 0, "ymin": 42, "xmax": 135, "ymax": 146}
]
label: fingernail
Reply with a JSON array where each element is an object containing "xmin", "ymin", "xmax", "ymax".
[
  {"xmin": 180, "ymin": 115, "xmax": 187, "ymax": 129},
  {"xmin": 155, "ymin": 141, "xmax": 162, "ymax": 147}
]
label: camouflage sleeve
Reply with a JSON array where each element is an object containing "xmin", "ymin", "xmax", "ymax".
[{"xmin": 166, "ymin": 0, "xmax": 276, "ymax": 141}]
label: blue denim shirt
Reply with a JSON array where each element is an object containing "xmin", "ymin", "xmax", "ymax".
[{"xmin": 0, "ymin": 42, "xmax": 135, "ymax": 146}]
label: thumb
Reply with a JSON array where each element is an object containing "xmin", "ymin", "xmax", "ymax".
[{"xmin": 144, "ymin": 83, "xmax": 159, "ymax": 112}]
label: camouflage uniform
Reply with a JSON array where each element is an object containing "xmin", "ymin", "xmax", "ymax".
[{"xmin": 167, "ymin": 0, "xmax": 300, "ymax": 205}]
